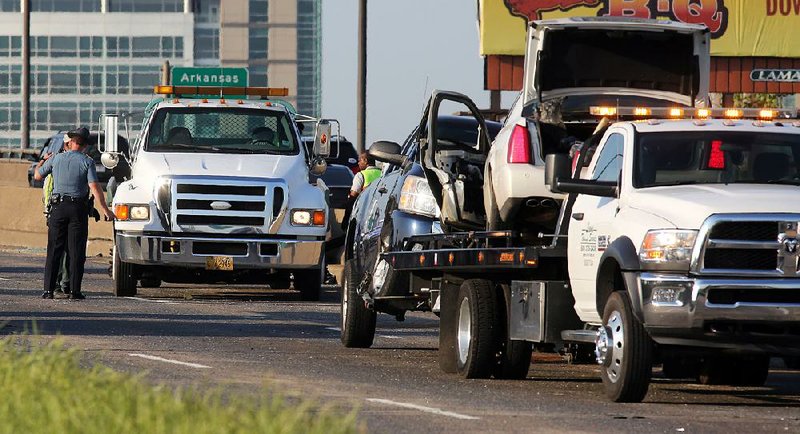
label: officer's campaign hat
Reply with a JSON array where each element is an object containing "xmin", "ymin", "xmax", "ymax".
[{"xmin": 67, "ymin": 127, "xmax": 90, "ymax": 144}]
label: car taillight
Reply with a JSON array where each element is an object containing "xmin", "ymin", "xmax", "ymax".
[{"xmin": 507, "ymin": 124, "xmax": 531, "ymax": 164}]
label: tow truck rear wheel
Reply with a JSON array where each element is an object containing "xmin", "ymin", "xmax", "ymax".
[
  {"xmin": 455, "ymin": 279, "xmax": 498, "ymax": 379},
  {"xmin": 340, "ymin": 260, "xmax": 376, "ymax": 348},
  {"xmin": 112, "ymin": 245, "xmax": 138, "ymax": 297},
  {"xmin": 598, "ymin": 291, "xmax": 653, "ymax": 402},
  {"xmin": 493, "ymin": 286, "xmax": 532, "ymax": 379}
]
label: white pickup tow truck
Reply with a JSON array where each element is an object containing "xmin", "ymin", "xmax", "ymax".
[
  {"xmin": 367, "ymin": 102, "xmax": 800, "ymax": 402},
  {"xmin": 100, "ymin": 85, "xmax": 333, "ymax": 301}
]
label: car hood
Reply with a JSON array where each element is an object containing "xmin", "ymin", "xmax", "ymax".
[{"xmin": 626, "ymin": 184, "xmax": 800, "ymax": 228}]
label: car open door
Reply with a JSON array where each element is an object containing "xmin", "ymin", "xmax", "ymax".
[{"xmin": 419, "ymin": 90, "xmax": 491, "ymax": 230}]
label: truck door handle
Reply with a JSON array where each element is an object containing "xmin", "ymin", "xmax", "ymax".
[
  {"xmin": 378, "ymin": 187, "xmax": 387, "ymax": 194},
  {"xmin": 572, "ymin": 213, "xmax": 584, "ymax": 221}
]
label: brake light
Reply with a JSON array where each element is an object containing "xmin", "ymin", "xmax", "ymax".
[
  {"xmin": 507, "ymin": 124, "xmax": 531, "ymax": 164},
  {"xmin": 708, "ymin": 140, "xmax": 725, "ymax": 169}
]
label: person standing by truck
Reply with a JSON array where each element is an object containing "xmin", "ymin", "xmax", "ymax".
[
  {"xmin": 34, "ymin": 127, "xmax": 115, "ymax": 300},
  {"xmin": 42, "ymin": 135, "xmax": 71, "ymax": 296},
  {"xmin": 349, "ymin": 152, "xmax": 381, "ymax": 198}
]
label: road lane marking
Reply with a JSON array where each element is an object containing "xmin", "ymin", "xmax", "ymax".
[
  {"xmin": 366, "ymin": 398, "xmax": 480, "ymax": 420},
  {"xmin": 129, "ymin": 297, "xmax": 177, "ymax": 304},
  {"xmin": 128, "ymin": 353, "xmax": 211, "ymax": 369}
]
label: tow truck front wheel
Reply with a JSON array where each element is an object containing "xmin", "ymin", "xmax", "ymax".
[
  {"xmin": 597, "ymin": 291, "xmax": 653, "ymax": 402},
  {"xmin": 112, "ymin": 246, "xmax": 138, "ymax": 297},
  {"xmin": 455, "ymin": 279, "xmax": 497, "ymax": 379},
  {"xmin": 340, "ymin": 260, "xmax": 376, "ymax": 348}
]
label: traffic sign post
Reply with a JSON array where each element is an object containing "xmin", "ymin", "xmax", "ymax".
[{"xmin": 171, "ymin": 67, "xmax": 248, "ymax": 87}]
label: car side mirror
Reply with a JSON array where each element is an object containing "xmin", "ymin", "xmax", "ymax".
[
  {"xmin": 310, "ymin": 156, "xmax": 327, "ymax": 176},
  {"xmin": 313, "ymin": 120, "xmax": 332, "ymax": 158},
  {"xmin": 545, "ymin": 153, "xmax": 571, "ymax": 193},
  {"xmin": 100, "ymin": 114, "xmax": 120, "ymax": 169},
  {"xmin": 369, "ymin": 140, "xmax": 407, "ymax": 167},
  {"xmin": 556, "ymin": 179, "xmax": 618, "ymax": 198}
]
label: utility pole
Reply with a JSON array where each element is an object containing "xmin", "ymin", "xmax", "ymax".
[
  {"xmin": 356, "ymin": 0, "xmax": 367, "ymax": 153},
  {"xmin": 21, "ymin": 0, "xmax": 30, "ymax": 151}
]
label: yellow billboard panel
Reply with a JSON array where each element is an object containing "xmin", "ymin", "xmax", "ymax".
[{"xmin": 480, "ymin": 0, "xmax": 800, "ymax": 57}]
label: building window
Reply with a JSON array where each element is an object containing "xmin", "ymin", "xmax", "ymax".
[
  {"xmin": 0, "ymin": 0, "xmax": 20, "ymax": 11},
  {"xmin": 108, "ymin": 0, "xmax": 184, "ymax": 12},
  {"xmin": 249, "ymin": 64, "xmax": 267, "ymax": 87},
  {"xmin": 194, "ymin": 27, "xmax": 219, "ymax": 62},
  {"xmin": 31, "ymin": 0, "xmax": 101, "ymax": 12},
  {"xmin": 248, "ymin": 27, "xmax": 267, "ymax": 60},
  {"xmin": 249, "ymin": 0, "xmax": 268, "ymax": 23}
]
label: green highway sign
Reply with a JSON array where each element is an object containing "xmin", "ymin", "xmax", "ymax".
[{"xmin": 171, "ymin": 67, "xmax": 248, "ymax": 87}]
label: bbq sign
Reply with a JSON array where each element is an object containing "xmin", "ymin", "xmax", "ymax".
[
  {"xmin": 480, "ymin": 0, "xmax": 800, "ymax": 57},
  {"xmin": 504, "ymin": 0, "xmax": 727, "ymax": 35}
]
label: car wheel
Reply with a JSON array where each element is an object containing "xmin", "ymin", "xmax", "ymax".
[
  {"xmin": 455, "ymin": 279, "xmax": 498, "ymax": 379},
  {"xmin": 340, "ymin": 260, "xmax": 376, "ymax": 348},
  {"xmin": 597, "ymin": 291, "xmax": 653, "ymax": 402},
  {"xmin": 493, "ymin": 287, "xmax": 532, "ymax": 379},
  {"xmin": 113, "ymin": 246, "xmax": 138, "ymax": 297},
  {"xmin": 294, "ymin": 267, "xmax": 323, "ymax": 302}
]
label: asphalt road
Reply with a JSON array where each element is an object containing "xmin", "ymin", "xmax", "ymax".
[{"xmin": 2, "ymin": 246, "xmax": 800, "ymax": 433}]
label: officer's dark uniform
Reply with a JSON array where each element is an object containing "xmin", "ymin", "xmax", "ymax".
[{"xmin": 38, "ymin": 128, "xmax": 98, "ymax": 300}]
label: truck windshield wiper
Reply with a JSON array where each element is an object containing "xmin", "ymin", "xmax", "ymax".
[{"xmin": 156, "ymin": 143, "xmax": 223, "ymax": 152}]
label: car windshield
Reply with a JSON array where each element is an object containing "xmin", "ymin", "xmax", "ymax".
[
  {"xmin": 145, "ymin": 107, "xmax": 298, "ymax": 154},
  {"xmin": 634, "ymin": 131, "xmax": 800, "ymax": 188}
]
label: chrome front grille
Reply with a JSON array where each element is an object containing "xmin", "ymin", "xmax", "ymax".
[
  {"xmin": 166, "ymin": 176, "xmax": 285, "ymax": 234},
  {"xmin": 694, "ymin": 214, "xmax": 800, "ymax": 277}
]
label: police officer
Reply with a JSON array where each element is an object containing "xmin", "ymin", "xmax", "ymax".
[{"xmin": 34, "ymin": 127, "xmax": 115, "ymax": 300}]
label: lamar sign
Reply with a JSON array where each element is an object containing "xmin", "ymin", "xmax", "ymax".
[
  {"xmin": 480, "ymin": 0, "xmax": 800, "ymax": 57},
  {"xmin": 750, "ymin": 69, "xmax": 800, "ymax": 83}
]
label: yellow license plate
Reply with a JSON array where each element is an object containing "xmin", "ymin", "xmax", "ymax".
[{"xmin": 205, "ymin": 256, "xmax": 233, "ymax": 271}]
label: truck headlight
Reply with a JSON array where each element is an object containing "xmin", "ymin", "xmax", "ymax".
[
  {"xmin": 640, "ymin": 230, "xmax": 697, "ymax": 267},
  {"xmin": 398, "ymin": 175, "xmax": 439, "ymax": 218},
  {"xmin": 291, "ymin": 209, "xmax": 326, "ymax": 226},
  {"xmin": 114, "ymin": 204, "xmax": 150, "ymax": 221}
]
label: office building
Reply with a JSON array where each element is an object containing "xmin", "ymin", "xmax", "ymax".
[{"xmin": 0, "ymin": 0, "xmax": 321, "ymax": 147}]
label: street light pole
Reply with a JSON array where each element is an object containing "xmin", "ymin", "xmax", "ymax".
[
  {"xmin": 356, "ymin": 0, "xmax": 367, "ymax": 153},
  {"xmin": 21, "ymin": 0, "xmax": 30, "ymax": 151}
]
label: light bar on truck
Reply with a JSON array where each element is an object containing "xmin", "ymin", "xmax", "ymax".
[
  {"xmin": 589, "ymin": 106, "xmax": 791, "ymax": 121},
  {"xmin": 153, "ymin": 85, "xmax": 290, "ymax": 98}
]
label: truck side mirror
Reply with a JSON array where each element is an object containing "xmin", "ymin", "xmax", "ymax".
[
  {"xmin": 545, "ymin": 153, "xmax": 571, "ymax": 193},
  {"xmin": 100, "ymin": 114, "xmax": 120, "ymax": 169},
  {"xmin": 313, "ymin": 120, "xmax": 332, "ymax": 158},
  {"xmin": 369, "ymin": 140, "xmax": 407, "ymax": 167}
]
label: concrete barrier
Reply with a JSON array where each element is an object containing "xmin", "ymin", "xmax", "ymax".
[
  {"xmin": 0, "ymin": 185, "xmax": 112, "ymax": 256},
  {"xmin": 0, "ymin": 160, "xmax": 33, "ymax": 187}
]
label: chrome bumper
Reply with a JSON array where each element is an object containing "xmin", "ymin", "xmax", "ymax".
[
  {"xmin": 639, "ymin": 273, "xmax": 800, "ymax": 352},
  {"xmin": 116, "ymin": 232, "xmax": 324, "ymax": 269}
]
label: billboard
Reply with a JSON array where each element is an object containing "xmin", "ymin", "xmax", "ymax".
[{"xmin": 480, "ymin": 0, "xmax": 800, "ymax": 58}]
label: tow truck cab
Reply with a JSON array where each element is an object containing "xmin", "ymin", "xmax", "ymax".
[{"xmin": 101, "ymin": 85, "xmax": 332, "ymax": 301}]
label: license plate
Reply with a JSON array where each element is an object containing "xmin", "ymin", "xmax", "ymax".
[{"xmin": 205, "ymin": 256, "xmax": 233, "ymax": 271}]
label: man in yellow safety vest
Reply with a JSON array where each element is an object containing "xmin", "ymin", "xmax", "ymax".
[{"xmin": 349, "ymin": 152, "xmax": 381, "ymax": 198}]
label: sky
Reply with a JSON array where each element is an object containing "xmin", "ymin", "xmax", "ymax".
[{"xmin": 321, "ymin": 0, "xmax": 515, "ymax": 147}]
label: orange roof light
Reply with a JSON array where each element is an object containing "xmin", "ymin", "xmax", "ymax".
[
  {"xmin": 590, "ymin": 106, "xmax": 617, "ymax": 116},
  {"xmin": 758, "ymin": 109, "xmax": 777, "ymax": 120},
  {"xmin": 695, "ymin": 108, "xmax": 711, "ymax": 119},
  {"xmin": 724, "ymin": 109, "xmax": 743, "ymax": 119},
  {"xmin": 633, "ymin": 107, "xmax": 651, "ymax": 117},
  {"xmin": 668, "ymin": 108, "xmax": 685, "ymax": 118},
  {"xmin": 153, "ymin": 86, "xmax": 290, "ymax": 98}
]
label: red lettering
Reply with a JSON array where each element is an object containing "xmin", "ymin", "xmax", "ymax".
[
  {"xmin": 672, "ymin": 0, "xmax": 723, "ymax": 33},
  {"xmin": 782, "ymin": 0, "xmax": 792, "ymax": 14},
  {"xmin": 794, "ymin": 0, "xmax": 800, "ymax": 14},
  {"xmin": 606, "ymin": 0, "xmax": 651, "ymax": 17},
  {"xmin": 767, "ymin": 0, "xmax": 776, "ymax": 16}
]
